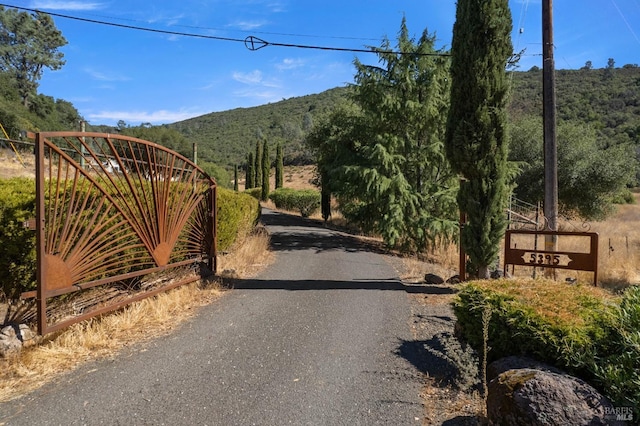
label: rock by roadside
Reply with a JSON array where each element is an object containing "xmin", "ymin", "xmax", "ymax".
[
  {"xmin": 487, "ymin": 365, "xmax": 624, "ymax": 426},
  {"xmin": 0, "ymin": 324, "xmax": 37, "ymax": 358}
]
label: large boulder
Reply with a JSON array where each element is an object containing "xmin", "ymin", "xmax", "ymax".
[
  {"xmin": 487, "ymin": 367, "xmax": 623, "ymax": 425},
  {"xmin": 487, "ymin": 356, "xmax": 564, "ymax": 382}
]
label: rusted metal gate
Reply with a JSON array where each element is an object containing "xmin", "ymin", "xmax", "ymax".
[{"xmin": 22, "ymin": 131, "xmax": 217, "ymax": 335}]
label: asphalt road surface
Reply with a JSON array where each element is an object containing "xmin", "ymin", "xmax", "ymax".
[{"xmin": 0, "ymin": 209, "xmax": 426, "ymax": 425}]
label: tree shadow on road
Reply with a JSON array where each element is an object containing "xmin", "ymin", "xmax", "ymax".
[
  {"xmin": 260, "ymin": 208, "xmax": 388, "ymax": 255},
  {"xmin": 223, "ymin": 278, "xmax": 457, "ymax": 295}
]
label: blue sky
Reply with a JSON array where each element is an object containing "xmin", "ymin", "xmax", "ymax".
[{"xmin": 5, "ymin": 0, "xmax": 640, "ymax": 126}]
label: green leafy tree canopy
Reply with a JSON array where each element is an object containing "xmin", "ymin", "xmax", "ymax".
[
  {"xmin": 307, "ymin": 18, "xmax": 458, "ymax": 251},
  {"xmin": 0, "ymin": 7, "xmax": 67, "ymax": 106}
]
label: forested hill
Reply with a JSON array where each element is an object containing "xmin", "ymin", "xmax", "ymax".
[
  {"xmin": 509, "ymin": 66, "xmax": 640, "ymax": 143},
  {"xmin": 168, "ymin": 87, "xmax": 350, "ymax": 168},
  {"xmin": 168, "ymin": 66, "xmax": 640, "ymax": 170}
]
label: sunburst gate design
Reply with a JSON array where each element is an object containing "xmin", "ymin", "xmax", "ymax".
[{"xmin": 32, "ymin": 132, "xmax": 217, "ymax": 334}]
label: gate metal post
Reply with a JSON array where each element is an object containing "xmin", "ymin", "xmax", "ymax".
[
  {"xmin": 209, "ymin": 185, "xmax": 217, "ymax": 274},
  {"xmin": 35, "ymin": 132, "xmax": 47, "ymax": 335}
]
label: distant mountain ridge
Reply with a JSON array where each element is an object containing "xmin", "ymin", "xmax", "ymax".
[
  {"xmin": 167, "ymin": 67, "xmax": 640, "ymax": 170},
  {"xmin": 168, "ymin": 87, "xmax": 351, "ymax": 169}
]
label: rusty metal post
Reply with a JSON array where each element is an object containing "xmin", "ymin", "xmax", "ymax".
[
  {"xmin": 592, "ymin": 233, "xmax": 599, "ymax": 286},
  {"xmin": 35, "ymin": 133, "xmax": 47, "ymax": 335},
  {"xmin": 209, "ymin": 185, "xmax": 218, "ymax": 274}
]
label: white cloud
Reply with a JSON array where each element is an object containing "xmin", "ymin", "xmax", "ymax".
[
  {"xmin": 275, "ymin": 58, "xmax": 305, "ymax": 71},
  {"xmin": 232, "ymin": 70, "xmax": 264, "ymax": 85},
  {"xmin": 84, "ymin": 68, "xmax": 130, "ymax": 82},
  {"xmin": 232, "ymin": 70, "xmax": 282, "ymax": 89},
  {"xmin": 30, "ymin": 1, "xmax": 105, "ymax": 11},
  {"xmin": 229, "ymin": 20, "xmax": 268, "ymax": 31},
  {"xmin": 87, "ymin": 108, "xmax": 207, "ymax": 125}
]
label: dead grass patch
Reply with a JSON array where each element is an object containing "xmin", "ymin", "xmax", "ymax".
[
  {"xmin": 218, "ymin": 225, "xmax": 274, "ymax": 278},
  {"xmin": 399, "ymin": 242, "xmax": 459, "ymax": 284},
  {"xmin": 0, "ymin": 148, "xmax": 35, "ymax": 179}
]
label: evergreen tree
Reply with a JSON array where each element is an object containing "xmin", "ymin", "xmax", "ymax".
[
  {"xmin": 0, "ymin": 6, "xmax": 67, "ymax": 106},
  {"xmin": 234, "ymin": 165, "xmax": 239, "ymax": 191},
  {"xmin": 320, "ymin": 170, "xmax": 331, "ymax": 222},
  {"xmin": 246, "ymin": 152, "xmax": 254, "ymax": 189},
  {"xmin": 445, "ymin": 0, "xmax": 513, "ymax": 278},
  {"xmin": 306, "ymin": 19, "xmax": 458, "ymax": 251},
  {"xmin": 261, "ymin": 140, "xmax": 270, "ymax": 201},
  {"xmin": 275, "ymin": 142, "xmax": 284, "ymax": 189},
  {"xmin": 254, "ymin": 140, "xmax": 262, "ymax": 189}
]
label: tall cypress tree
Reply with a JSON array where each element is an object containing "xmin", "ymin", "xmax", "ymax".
[
  {"xmin": 445, "ymin": 0, "xmax": 513, "ymax": 278},
  {"xmin": 261, "ymin": 140, "xmax": 270, "ymax": 201},
  {"xmin": 246, "ymin": 152, "xmax": 254, "ymax": 189},
  {"xmin": 254, "ymin": 140, "xmax": 262, "ymax": 189},
  {"xmin": 234, "ymin": 165, "xmax": 239, "ymax": 191},
  {"xmin": 275, "ymin": 142, "xmax": 284, "ymax": 189}
]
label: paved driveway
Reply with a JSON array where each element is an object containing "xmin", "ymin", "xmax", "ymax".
[{"xmin": 0, "ymin": 209, "xmax": 425, "ymax": 425}]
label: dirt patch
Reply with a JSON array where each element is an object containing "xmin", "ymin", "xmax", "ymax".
[{"xmin": 0, "ymin": 148, "xmax": 35, "ymax": 179}]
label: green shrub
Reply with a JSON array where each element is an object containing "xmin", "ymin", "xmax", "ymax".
[
  {"xmin": 217, "ymin": 187, "xmax": 260, "ymax": 251},
  {"xmin": 0, "ymin": 178, "xmax": 37, "ymax": 300},
  {"xmin": 591, "ymin": 285, "xmax": 640, "ymax": 415},
  {"xmin": 244, "ymin": 187, "xmax": 262, "ymax": 200},
  {"xmin": 269, "ymin": 188, "xmax": 320, "ymax": 217},
  {"xmin": 454, "ymin": 280, "xmax": 638, "ymax": 420}
]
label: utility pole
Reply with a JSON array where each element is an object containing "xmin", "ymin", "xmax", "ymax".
[
  {"xmin": 542, "ymin": 0, "xmax": 557, "ymax": 232},
  {"xmin": 193, "ymin": 142, "xmax": 198, "ymax": 165},
  {"xmin": 543, "ymin": 0, "xmax": 558, "ymax": 274}
]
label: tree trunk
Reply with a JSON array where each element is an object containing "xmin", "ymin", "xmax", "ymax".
[{"xmin": 478, "ymin": 265, "xmax": 491, "ymax": 280}]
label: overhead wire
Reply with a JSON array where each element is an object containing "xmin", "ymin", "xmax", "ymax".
[
  {"xmin": 0, "ymin": 3, "xmax": 450, "ymax": 57},
  {"xmin": 59, "ymin": 10, "xmax": 383, "ymax": 42},
  {"xmin": 609, "ymin": 0, "xmax": 640, "ymax": 46}
]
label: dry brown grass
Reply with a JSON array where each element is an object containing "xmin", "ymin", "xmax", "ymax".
[
  {"xmin": 0, "ymin": 148, "xmax": 35, "ymax": 179},
  {"xmin": 235, "ymin": 165, "xmax": 317, "ymax": 192},
  {"xmin": 588, "ymin": 197, "xmax": 640, "ymax": 287},
  {"xmin": 399, "ymin": 243, "xmax": 459, "ymax": 284},
  {"xmin": 0, "ymin": 230, "xmax": 273, "ymax": 403},
  {"xmin": 217, "ymin": 227, "xmax": 275, "ymax": 278}
]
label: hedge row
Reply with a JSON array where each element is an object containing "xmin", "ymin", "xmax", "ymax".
[
  {"xmin": 454, "ymin": 279, "xmax": 639, "ymax": 418},
  {"xmin": 0, "ymin": 178, "xmax": 260, "ymax": 300},
  {"xmin": 268, "ymin": 188, "xmax": 320, "ymax": 217},
  {"xmin": 216, "ymin": 187, "xmax": 260, "ymax": 251},
  {"xmin": 0, "ymin": 178, "xmax": 37, "ymax": 299}
]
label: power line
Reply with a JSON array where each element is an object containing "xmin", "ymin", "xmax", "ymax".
[
  {"xmin": 0, "ymin": 3, "xmax": 450, "ymax": 57},
  {"xmin": 58, "ymin": 10, "xmax": 383, "ymax": 43},
  {"xmin": 609, "ymin": 0, "xmax": 640, "ymax": 46}
]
